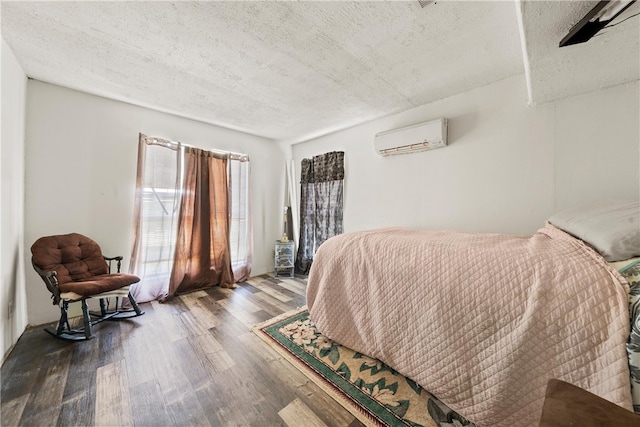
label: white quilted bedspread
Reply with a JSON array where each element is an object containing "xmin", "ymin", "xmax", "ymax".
[{"xmin": 306, "ymin": 224, "xmax": 632, "ymax": 427}]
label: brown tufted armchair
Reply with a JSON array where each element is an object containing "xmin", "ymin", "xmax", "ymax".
[{"xmin": 31, "ymin": 233, "xmax": 144, "ymax": 341}]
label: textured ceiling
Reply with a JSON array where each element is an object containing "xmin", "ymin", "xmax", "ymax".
[
  {"xmin": 1, "ymin": 1, "xmax": 638, "ymax": 143},
  {"xmin": 519, "ymin": 0, "xmax": 640, "ymax": 105}
]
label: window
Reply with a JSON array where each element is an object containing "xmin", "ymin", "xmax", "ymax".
[{"xmin": 129, "ymin": 134, "xmax": 251, "ymax": 302}]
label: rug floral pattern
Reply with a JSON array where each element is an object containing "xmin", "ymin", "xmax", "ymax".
[{"xmin": 260, "ymin": 310, "xmax": 476, "ymax": 427}]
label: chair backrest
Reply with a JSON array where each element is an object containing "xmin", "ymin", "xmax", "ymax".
[{"xmin": 31, "ymin": 233, "xmax": 108, "ymax": 285}]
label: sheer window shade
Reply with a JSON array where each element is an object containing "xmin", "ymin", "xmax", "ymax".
[
  {"xmin": 229, "ymin": 159, "xmax": 252, "ymax": 282},
  {"xmin": 129, "ymin": 136, "xmax": 181, "ymax": 302}
]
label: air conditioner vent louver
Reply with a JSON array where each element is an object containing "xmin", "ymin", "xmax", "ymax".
[{"xmin": 374, "ymin": 118, "xmax": 447, "ymax": 157}]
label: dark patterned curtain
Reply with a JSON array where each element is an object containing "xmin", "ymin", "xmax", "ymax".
[{"xmin": 295, "ymin": 151, "xmax": 344, "ymax": 274}]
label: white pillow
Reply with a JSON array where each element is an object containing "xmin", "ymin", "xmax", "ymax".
[{"xmin": 548, "ymin": 199, "xmax": 640, "ymax": 262}]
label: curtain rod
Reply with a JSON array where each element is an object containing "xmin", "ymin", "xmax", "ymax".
[{"xmin": 145, "ymin": 135, "xmax": 249, "ymax": 162}]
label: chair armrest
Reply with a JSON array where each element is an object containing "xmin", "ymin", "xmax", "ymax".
[
  {"xmin": 103, "ymin": 256, "xmax": 124, "ymax": 273},
  {"xmin": 32, "ymin": 260, "xmax": 62, "ymax": 305}
]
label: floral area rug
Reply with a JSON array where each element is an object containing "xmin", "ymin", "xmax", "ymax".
[{"xmin": 252, "ymin": 307, "xmax": 477, "ymax": 427}]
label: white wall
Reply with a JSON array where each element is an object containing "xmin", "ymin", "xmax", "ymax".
[
  {"xmin": 1, "ymin": 38, "xmax": 29, "ymax": 360},
  {"xmin": 554, "ymin": 83, "xmax": 640, "ymax": 208},
  {"xmin": 25, "ymin": 81, "xmax": 287, "ymax": 326},
  {"xmin": 292, "ymin": 75, "xmax": 639, "ymax": 236}
]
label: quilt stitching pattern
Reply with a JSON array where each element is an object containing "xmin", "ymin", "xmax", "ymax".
[{"xmin": 307, "ymin": 225, "xmax": 632, "ymax": 427}]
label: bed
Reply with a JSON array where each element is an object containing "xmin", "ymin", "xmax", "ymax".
[{"xmin": 306, "ymin": 199, "xmax": 640, "ymax": 427}]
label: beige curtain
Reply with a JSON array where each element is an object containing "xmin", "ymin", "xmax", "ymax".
[
  {"xmin": 129, "ymin": 134, "xmax": 181, "ymax": 302},
  {"xmin": 228, "ymin": 158, "xmax": 252, "ymax": 282},
  {"xmin": 166, "ymin": 147, "xmax": 234, "ymax": 298}
]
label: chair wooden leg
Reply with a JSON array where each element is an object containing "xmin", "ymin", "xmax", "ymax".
[
  {"xmin": 99, "ymin": 298, "xmax": 107, "ymax": 316},
  {"xmin": 57, "ymin": 301, "xmax": 69, "ymax": 335},
  {"xmin": 81, "ymin": 299, "xmax": 93, "ymax": 340},
  {"xmin": 128, "ymin": 292, "xmax": 144, "ymax": 316}
]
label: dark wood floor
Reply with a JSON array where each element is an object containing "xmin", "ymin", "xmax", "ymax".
[{"xmin": 1, "ymin": 275, "xmax": 364, "ymax": 427}]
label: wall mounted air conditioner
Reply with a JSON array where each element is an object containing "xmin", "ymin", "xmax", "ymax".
[{"xmin": 374, "ymin": 118, "xmax": 447, "ymax": 156}]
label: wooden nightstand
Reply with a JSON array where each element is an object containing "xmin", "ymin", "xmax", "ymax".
[
  {"xmin": 539, "ymin": 379, "xmax": 640, "ymax": 426},
  {"xmin": 274, "ymin": 240, "xmax": 295, "ymax": 278}
]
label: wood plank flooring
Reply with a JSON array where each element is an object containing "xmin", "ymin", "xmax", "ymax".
[{"xmin": 1, "ymin": 275, "xmax": 364, "ymax": 427}]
